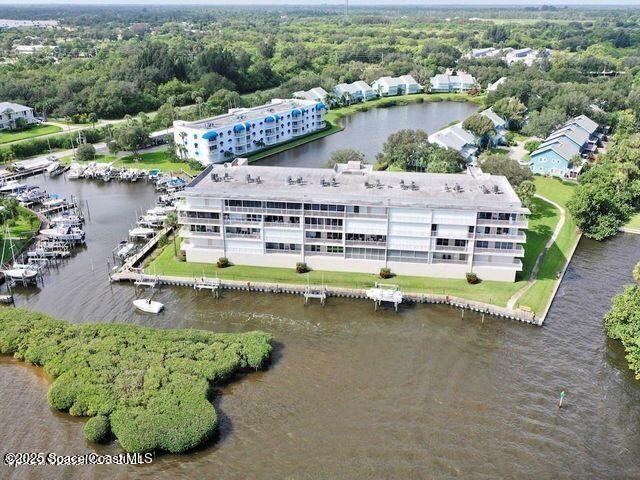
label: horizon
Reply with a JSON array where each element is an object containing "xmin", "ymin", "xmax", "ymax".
[{"xmin": 1, "ymin": 1, "xmax": 640, "ymax": 6}]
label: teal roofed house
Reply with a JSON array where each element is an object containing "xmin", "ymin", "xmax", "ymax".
[{"xmin": 528, "ymin": 113, "xmax": 601, "ymax": 179}]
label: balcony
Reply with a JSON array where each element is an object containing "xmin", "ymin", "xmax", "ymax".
[
  {"xmin": 226, "ymin": 206, "xmax": 302, "ymax": 216},
  {"xmin": 475, "ymin": 246, "xmax": 525, "ymax": 256},
  {"xmin": 264, "ymin": 222, "xmax": 301, "ymax": 229},
  {"xmin": 475, "ymin": 232, "xmax": 527, "ymax": 243},
  {"xmin": 225, "ymin": 232, "xmax": 261, "ymax": 240},
  {"xmin": 178, "ymin": 216, "xmax": 220, "ymax": 225},
  {"xmin": 477, "ymin": 218, "xmax": 528, "ymax": 228},
  {"xmin": 225, "ymin": 217, "xmax": 262, "ymax": 226},
  {"xmin": 305, "ymin": 251, "xmax": 344, "ymax": 257},
  {"xmin": 346, "ymin": 211, "xmax": 387, "ymax": 219},
  {"xmin": 180, "ymin": 228, "xmax": 220, "ymax": 238},
  {"xmin": 433, "ymin": 244, "xmax": 468, "ymax": 253},
  {"xmin": 474, "ymin": 259, "xmax": 523, "ymax": 270},
  {"xmin": 304, "ymin": 210, "xmax": 345, "ymax": 218},
  {"xmin": 345, "ymin": 240, "xmax": 387, "ymax": 247},
  {"xmin": 304, "ymin": 223, "xmax": 343, "ymax": 231},
  {"xmin": 265, "ymin": 248, "xmax": 300, "ymax": 255},
  {"xmin": 306, "ymin": 237, "xmax": 343, "ymax": 245},
  {"xmin": 431, "ymin": 258, "xmax": 468, "ymax": 265}
]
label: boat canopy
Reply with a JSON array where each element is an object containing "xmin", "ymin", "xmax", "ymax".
[{"xmin": 202, "ymin": 130, "xmax": 218, "ymax": 140}]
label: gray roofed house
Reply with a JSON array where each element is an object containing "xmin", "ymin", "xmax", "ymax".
[
  {"xmin": 563, "ymin": 114, "xmax": 599, "ymax": 136},
  {"xmin": 531, "ymin": 137, "xmax": 581, "ymax": 162},
  {"xmin": 428, "ymin": 123, "xmax": 478, "ymax": 162}
]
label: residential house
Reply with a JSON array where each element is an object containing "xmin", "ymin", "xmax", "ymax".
[
  {"xmin": 0, "ymin": 102, "xmax": 37, "ymax": 130},
  {"xmin": 480, "ymin": 108, "xmax": 508, "ymax": 146},
  {"xmin": 466, "ymin": 47, "xmax": 501, "ymax": 59},
  {"xmin": 529, "ymin": 114, "xmax": 601, "ymax": 178},
  {"xmin": 292, "ymin": 87, "xmax": 329, "ymax": 103},
  {"xmin": 333, "ymin": 81, "xmax": 376, "ymax": 103},
  {"xmin": 487, "ymin": 76, "xmax": 507, "ymax": 92},
  {"xmin": 429, "ymin": 70, "xmax": 477, "ymax": 93},
  {"xmin": 428, "ymin": 123, "xmax": 478, "ymax": 163},
  {"xmin": 505, "ymin": 48, "xmax": 551, "ymax": 67},
  {"xmin": 372, "ymin": 75, "xmax": 423, "ymax": 96}
]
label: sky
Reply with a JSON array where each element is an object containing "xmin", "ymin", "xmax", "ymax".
[{"xmin": 0, "ymin": 0, "xmax": 639, "ymax": 5}]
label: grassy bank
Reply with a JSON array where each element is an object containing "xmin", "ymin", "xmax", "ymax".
[
  {"xmin": 0, "ymin": 206, "xmax": 41, "ymax": 264},
  {"xmin": 0, "ymin": 308, "xmax": 272, "ymax": 453},
  {"xmin": 0, "ymin": 124, "xmax": 62, "ymax": 144},
  {"xmin": 624, "ymin": 212, "xmax": 640, "ymax": 230},
  {"xmin": 515, "ymin": 177, "xmax": 580, "ymax": 313}
]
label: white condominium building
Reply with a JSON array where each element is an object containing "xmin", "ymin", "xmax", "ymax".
[
  {"xmin": 0, "ymin": 102, "xmax": 37, "ymax": 130},
  {"xmin": 178, "ymin": 160, "xmax": 528, "ymax": 282},
  {"xmin": 372, "ymin": 75, "xmax": 423, "ymax": 96},
  {"xmin": 173, "ymin": 98, "xmax": 326, "ymax": 165},
  {"xmin": 292, "ymin": 87, "xmax": 329, "ymax": 103}
]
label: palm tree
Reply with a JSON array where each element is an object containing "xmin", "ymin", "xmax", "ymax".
[
  {"xmin": 164, "ymin": 211, "xmax": 179, "ymax": 256},
  {"xmin": 178, "ymin": 131, "xmax": 187, "ymax": 160}
]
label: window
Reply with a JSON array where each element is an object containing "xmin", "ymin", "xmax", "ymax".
[{"xmin": 477, "ymin": 241, "xmax": 489, "ymax": 248}]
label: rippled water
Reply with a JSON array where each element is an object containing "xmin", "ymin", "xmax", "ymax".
[{"xmin": 2, "ymin": 102, "xmax": 640, "ymax": 479}]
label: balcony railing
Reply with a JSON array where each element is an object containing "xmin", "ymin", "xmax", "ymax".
[
  {"xmin": 345, "ymin": 240, "xmax": 387, "ymax": 247},
  {"xmin": 477, "ymin": 218, "xmax": 528, "ymax": 227},
  {"xmin": 304, "ymin": 210, "xmax": 345, "ymax": 218},
  {"xmin": 225, "ymin": 218, "xmax": 262, "ymax": 226},
  {"xmin": 304, "ymin": 223, "xmax": 343, "ymax": 231},
  {"xmin": 265, "ymin": 248, "xmax": 301, "ymax": 254},
  {"xmin": 431, "ymin": 259, "xmax": 468, "ymax": 265},
  {"xmin": 475, "ymin": 232, "xmax": 527, "ymax": 242},
  {"xmin": 433, "ymin": 244, "xmax": 469, "ymax": 252},
  {"xmin": 180, "ymin": 228, "xmax": 220, "ymax": 238},
  {"xmin": 306, "ymin": 237, "xmax": 343, "ymax": 245},
  {"xmin": 179, "ymin": 216, "xmax": 220, "ymax": 225},
  {"xmin": 345, "ymin": 211, "xmax": 387, "ymax": 219},
  {"xmin": 225, "ymin": 233, "xmax": 261, "ymax": 240},
  {"xmin": 264, "ymin": 222, "xmax": 301, "ymax": 229},
  {"xmin": 305, "ymin": 251, "xmax": 344, "ymax": 257},
  {"xmin": 475, "ymin": 246, "xmax": 525, "ymax": 256},
  {"xmin": 225, "ymin": 206, "xmax": 302, "ymax": 216},
  {"xmin": 473, "ymin": 259, "xmax": 523, "ymax": 269}
]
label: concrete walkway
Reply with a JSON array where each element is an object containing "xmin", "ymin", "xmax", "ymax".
[{"xmin": 506, "ymin": 193, "xmax": 566, "ymax": 310}]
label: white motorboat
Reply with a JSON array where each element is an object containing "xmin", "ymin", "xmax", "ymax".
[
  {"xmin": 116, "ymin": 241, "xmax": 135, "ymax": 259},
  {"xmin": 41, "ymin": 196, "xmax": 67, "ymax": 209},
  {"xmin": 40, "ymin": 226, "xmax": 86, "ymax": 243},
  {"xmin": 50, "ymin": 214, "xmax": 84, "ymax": 227},
  {"xmin": 133, "ymin": 298, "xmax": 164, "ymax": 314},
  {"xmin": 129, "ymin": 227, "xmax": 156, "ymax": 239},
  {"xmin": 17, "ymin": 187, "xmax": 47, "ymax": 205},
  {"xmin": 147, "ymin": 205, "xmax": 176, "ymax": 216},
  {"xmin": 67, "ymin": 162, "xmax": 86, "ymax": 180},
  {"xmin": 2, "ymin": 265, "xmax": 38, "ymax": 282},
  {"xmin": 0, "ymin": 180, "xmax": 27, "ymax": 194},
  {"xmin": 137, "ymin": 214, "xmax": 166, "ymax": 228},
  {"xmin": 45, "ymin": 161, "xmax": 60, "ymax": 174}
]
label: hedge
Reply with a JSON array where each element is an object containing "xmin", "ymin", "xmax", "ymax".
[{"xmin": 0, "ymin": 308, "xmax": 273, "ymax": 453}]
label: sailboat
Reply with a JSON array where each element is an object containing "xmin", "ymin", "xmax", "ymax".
[{"xmin": 1, "ymin": 227, "xmax": 38, "ymax": 283}]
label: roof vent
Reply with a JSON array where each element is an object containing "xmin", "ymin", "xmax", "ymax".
[
  {"xmin": 223, "ymin": 172, "xmax": 230, "ymax": 181},
  {"xmin": 454, "ymin": 183, "xmax": 463, "ymax": 193},
  {"xmin": 410, "ymin": 181, "xmax": 418, "ymax": 191},
  {"xmin": 246, "ymin": 174, "xmax": 254, "ymax": 183},
  {"xmin": 286, "ymin": 176, "xmax": 293, "ymax": 185},
  {"xmin": 296, "ymin": 176, "xmax": 304, "ymax": 185},
  {"xmin": 211, "ymin": 172, "xmax": 220, "ymax": 182},
  {"xmin": 320, "ymin": 178, "xmax": 329, "ymax": 187},
  {"xmin": 492, "ymin": 184, "xmax": 502, "ymax": 194},
  {"xmin": 400, "ymin": 179, "xmax": 408, "ymax": 190}
]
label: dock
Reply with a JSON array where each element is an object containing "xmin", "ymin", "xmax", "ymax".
[
  {"xmin": 109, "ymin": 270, "xmax": 538, "ymax": 325},
  {"xmin": 366, "ymin": 283, "xmax": 403, "ymax": 311},
  {"xmin": 194, "ymin": 276, "xmax": 221, "ymax": 297},
  {"xmin": 304, "ymin": 286, "xmax": 327, "ymax": 305}
]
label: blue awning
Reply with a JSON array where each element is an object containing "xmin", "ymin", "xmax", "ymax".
[
  {"xmin": 244, "ymin": 121, "xmax": 252, "ymax": 129},
  {"xmin": 275, "ymin": 114, "xmax": 281, "ymax": 121},
  {"xmin": 202, "ymin": 131, "xmax": 218, "ymax": 140},
  {"xmin": 265, "ymin": 116, "xmax": 275, "ymax": 123},
  {"xmin": 291, "ymin": 109, "xmax": 301, "ymax": 117},
  {"xmin": 315, "ymin": 102, "xmax": 326, "ymax": 111},
  {"xmin": 233, "ymin": 124, "xmax": 245, "ymax": 133}
]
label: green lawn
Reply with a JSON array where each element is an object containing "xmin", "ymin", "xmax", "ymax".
[
  {"xmin": 624, "ymin": 212, "xmax": 640, "ymax": 230},
  {"xmin": 246, "ymin": 122, "xmax": 343, "ymax": 162},
  {"xmin": 63, "ymin": 151, "xmax": 201, "ymax": 176},
  {"xmin": 0, "ymin": 124, "xmax": 62, "ymax": 144},
  {"xmin": 0, "ymin": 207, "xmax": 41, "ymax": 264},
  {"xmin": 515, "ymin": 177, "xmax": 580, "ymax": 314}
]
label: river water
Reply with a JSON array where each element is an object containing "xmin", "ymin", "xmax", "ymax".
[{"xmin": 2, "ymin": 102, "xmax": 640, "ymax": 479}]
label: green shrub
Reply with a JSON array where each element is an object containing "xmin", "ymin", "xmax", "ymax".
[
  {"xmin": 296, "ymin": 262, "xmax": 309, "ymax": 274},
  {"xmin": 379, "ymin": 267, "xmax": 393, "ymax": 279},
  {"xmin": 524, "ymin": 140, "xmax": 541, "ymax": 153},
  {"xmin": 84, "ymin": 415, "xmax": 111, "ymax": 443},
  {"xmin": 466, "ymin": 272, "xmax": 480, "ymax": 284},
  {"xmin": 217, "ymin": 257, "xmax": 230, "ymax": 268},
  {"xmin": 0, "ymin": 308, "xmax": 272, "ymax": 453}
]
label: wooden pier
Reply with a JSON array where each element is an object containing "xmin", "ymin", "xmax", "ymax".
[{"xmin": 109, "ymin": 269, "xmax": 538, "ymax": 325}]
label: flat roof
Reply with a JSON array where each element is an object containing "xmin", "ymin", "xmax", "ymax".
[
  {"xmin": 185, "ymin": 161, "xmax": 526, "ymax": 212},
  {"xmin": 175, "ymin": 98, "xmax": 318, "ymax": 131}
]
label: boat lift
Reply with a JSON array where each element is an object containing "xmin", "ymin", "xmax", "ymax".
[
  {"xmin": 366, "ymin": 283, "xmax": 403, "ymax": 312},
  {"xmin": 194, "ymin": 276, "xmax": 221, "ymax": 297}
]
